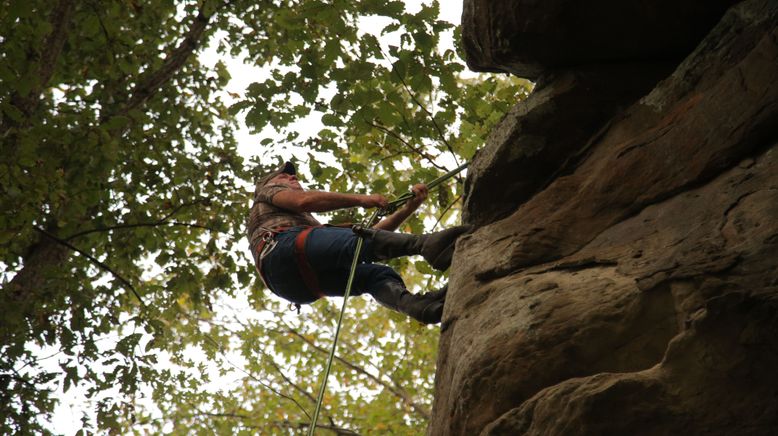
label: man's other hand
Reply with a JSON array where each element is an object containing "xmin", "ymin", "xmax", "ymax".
[{"xmin": 406, "ymin": 183, "xmax": 429, "ymax": 210}]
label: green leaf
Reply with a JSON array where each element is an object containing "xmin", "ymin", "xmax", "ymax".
[
  {"xmin": 321, "ymin": 113, "xmax": 343, "ymax": 126},
  {"xmin": 7, "ymin": 0, "xmax": 27, "ymax": 20},
  {"xmin": 1, "ymin": 102, "xmax": 25, "ymax": 122},
  {"xmin": 116, "ymin": 333, "xmax": 143, "ymax": 357},
  {"xmin": 0, "ymin": 0, "xmax": 526, "ymax": 432},
  {"xmin": 105, "ymin": 115, "xmax": 130, "ymax": 131},
  {"xmin": 376, "ymin": 102, "xmax": 399, "ymax": 125}
]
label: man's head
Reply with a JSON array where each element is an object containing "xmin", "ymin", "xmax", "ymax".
[{"xmin": 256, "ymin": 161, "xmax": 302, "ymax": 191}]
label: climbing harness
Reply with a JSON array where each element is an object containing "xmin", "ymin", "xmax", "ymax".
[
  {"xmin": 254, "ymin": 226, "xmax": 286, "ymax": 293},
  {"xmin": 255, "ymin": 225, "xmax": 329, "ymax": 301},
  {"xmin": 256, "ymin": 224, "xmax": 359, "ymax": 303},
  {"xmin": 307, "ymin": 161, "xmax": 469, "ymax": 435},
  {"xmin": 294, "ymin": 226, "xmax": 326, "ymax": 299},
  {"xmin": 258, "ymin": 230, "xmax": 279, "ymax": 259}
]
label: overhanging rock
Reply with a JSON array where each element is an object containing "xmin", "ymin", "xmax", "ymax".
[{"xmin": 462, "ymin": 0, "xmax": 741, "ymax": 80}]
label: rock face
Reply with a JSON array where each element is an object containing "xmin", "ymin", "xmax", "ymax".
[
  {"xmin": 462, "ymin": 0, "xmax": 740, "ymax": 80},
  {"xmin": 433, "ymin": 0, "xmax": 778, "ymax": 434}
]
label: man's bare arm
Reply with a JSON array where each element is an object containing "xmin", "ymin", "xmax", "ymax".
[
  {"xmin": 272, "ymin": 189, "xmax": 388, "ymax": 213},
  {"xmin": 373, "ymin": 184, "xmax": 428, "ymax": 231}
]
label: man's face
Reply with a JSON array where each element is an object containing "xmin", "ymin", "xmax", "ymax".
[{"xmin": 268, "ymin": 172, "xmax": 303, "ymax": 190}]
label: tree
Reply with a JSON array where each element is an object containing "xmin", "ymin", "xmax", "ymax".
[{"xmin": 0, "ymin": 0, "xmax": 529, "ymax": 433}]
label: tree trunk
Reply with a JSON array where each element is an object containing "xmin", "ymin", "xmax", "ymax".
[{"xmin": 2, "ymin": 235, "xmax": 70, "ymax": 344}]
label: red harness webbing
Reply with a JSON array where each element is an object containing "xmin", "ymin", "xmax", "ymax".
[
  {"xmin": 255, "ymin": 226, "xmax": 325, "ymax": 300},
  {"xmin": 293, "ymin": 226, "xmax": 325, "ymax": 299}
]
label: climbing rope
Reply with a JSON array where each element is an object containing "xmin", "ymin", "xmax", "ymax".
[{"xmin": 307, "ymin": 161, "xmax": 469, "ymax": 435}]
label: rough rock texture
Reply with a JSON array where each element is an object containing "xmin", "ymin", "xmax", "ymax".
[
  {"xmin": 433, "ymin": 0, "xmax": 778, "ymax": 434},
  {"xmin": 462, "ymin": 63, "xmax": 674, "ymax": 227},
  {"xmin": 462, "ymin": 0, "xmax": 740, "ymax": 80}
]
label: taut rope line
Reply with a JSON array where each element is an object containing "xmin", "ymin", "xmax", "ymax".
[{"xmin": 307, "ymin": 161, "xmax": 469, "ymax": 435}]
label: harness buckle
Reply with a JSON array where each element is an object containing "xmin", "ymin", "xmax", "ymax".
[{"xmin": 259, "ymin": 231, "xmax": 278, "ymax": 260}]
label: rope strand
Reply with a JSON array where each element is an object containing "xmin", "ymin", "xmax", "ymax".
[{"xmin": 307, "ymin": 162, "xmax": 468, "ymax": 435}]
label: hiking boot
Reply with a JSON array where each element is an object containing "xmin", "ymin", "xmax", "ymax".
[
  {"xmin": 353, "ymin": 225, "xmax": 472, "ymax": 271},
  {"xmin": 418, "ymin": 284, "xmax": 447, "ymax": 303},
  {"xmin": 369, "ymin": 280, "xmax": 445, "ymax": 324}
]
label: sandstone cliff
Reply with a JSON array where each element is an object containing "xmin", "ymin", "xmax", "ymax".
[{"xmin": 432, "ymin": 0, "xmax": 778, "ymax": 434}]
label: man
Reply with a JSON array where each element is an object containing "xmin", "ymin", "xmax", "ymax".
[{"xmin": 247, "ymin": 161, "xmax": 470, "ymax": 324}]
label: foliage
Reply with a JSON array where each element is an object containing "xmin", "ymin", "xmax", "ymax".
[{"xmin": 0, "ymin": 0, "xmax": 529, "ymax": 434}]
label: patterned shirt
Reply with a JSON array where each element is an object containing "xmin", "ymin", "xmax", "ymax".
[{"xmin": 246, "ymin": 183, "xmax": 321, "ymax": 252}]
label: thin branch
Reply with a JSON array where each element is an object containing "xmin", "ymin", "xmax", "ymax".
[
  {"xmin": 366, "ymin": 120, "xmax": 446, "ymax": 171},
  {"xmin": 283, "ymin": 325, "xmax": 431, "ymax": 419},
  {"xmin": 212, "ymin": 308, "xmax": 416, "ymax": 430},
  {"xmin": 331, "ymin": 102, "xmax": 444, "ymax": 171},
  {"xmin": 431, "ymin": 194, "xmax": 462, "ymax": 231},
  {"xmin": 203, "ymin": 412, "xmax": 361, "ymax": 436},
  {"xmin": 89, "ymin": 2, "xmax": 118, "ymax": 65},
  {"xmin": 159, "ymin": 199, "xmax": 208, "ymax": 222},
  {"xmin": 65, "ymin": 221, "xmax": 216, "ymax": 241},
  {"xmin": 337, "ymin": 339, "xmax": 391, "ymax": 384},
  {"xmin": 178, "ymin": 310, "xmax": 313, "ymax": 421},
  {"xmin": 164, "ymin": 311, "xmax": 334, "ymax": 425},
  {"xmin": 377, "ymin": 150, "xmax": 412, "ymax": 164},
  {"xmin": 33, "ymin": 226, "xmax": 146, "ymax": 307},
  {"xmin": 266, "ymin": 358, "xmax": 317, "ymax": 405},
  {"xmin": 262, "ymin": 421, "xmax": 360, "ymax": 436},
  {"xmin": 4, "ymin": 368, "xmax": 37, "ymax": 390},
  {"xmin": 273, "ymin": 420, "xmax": 362, "ymax": 436},
  {"xmin": 194, "ymin": 314, "xmax": 350, "ymax": 429},
  {"xmin": 65, "ymin": 199, "xmax": 212, "ymax": 240},
  {"xmin": 328, "ymin": 103, "xmax": 447, "ymax": 172},
  {"xmin": 379, "ymin": 47, "xmax": 460, "ymax": 166},
  {"xmin": 14, "ymin": 334, "xmax": 120, "ymax": 372},
  {"xmin": 395, "ymin": 70, "xmax": 459, "ymax": 165}
]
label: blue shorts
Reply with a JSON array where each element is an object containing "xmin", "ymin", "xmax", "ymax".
[{"xmin": 261, "ymin": 226, "xmax": 403, "ymax": 304}]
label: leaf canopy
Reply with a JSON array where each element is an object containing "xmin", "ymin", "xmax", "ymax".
[{"xmin": 0, "ymin": 0, "xmax": 530, "ymax": 433}]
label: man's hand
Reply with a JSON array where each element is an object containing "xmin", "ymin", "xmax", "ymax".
[
  {"xmin": 404, "ymin": 183, "xmax": 429, "ymax": 211},
  {"xmin": 372, "ymin": 183, "xmax": 429, "ymax": 231},
  {"xmin": 362, "ymin": 194, "xmax": 389, "ymax": 209}
]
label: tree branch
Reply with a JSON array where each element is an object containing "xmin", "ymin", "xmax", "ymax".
[
  {"xmin": 266, "ymin": 358, "xmax": 317, "ymax": 405},
  {"xmin": 365, "ymin": 119, "xmax": 446, "ymax": 171},
  {"xmin": 380, "ymin": 48, "xmax": 460, "ymax": 167},
  {"xmin": 89, "ymin": 2, "xmax": 119, "ymax": 66},
  {"xmin": 179, "ymin": 310, "xmax": 314, "ymax": 421},
  {"xmin": 188, "ymin": 410, "xmax": 362, "ymax": 436},
  {"xmin": 32, "ymin": 226, "xmax": 146, "ymax": 307},
  {"xmin": 431, "ymin": 194, "xmax": 462, "ymax": 231},
  {"xmin": 1, "ymin": 0, "xmax": 75, "ymax": 134},
  {"xmin": 119, "ymin": 0, "xmax": 235, "ymax": 115},
  {"xmin": 202, "ymin": 314, "xmax": 352, "ymax": 426},
  {"xmin": 65, "ymin": 221, "xmax": 216, "ymax": 241},
  {"xmin": 283, "ymin": 326, "xmax": 431, "ymax": 419},
  {"xmin": 273, "ymin": 420, "xmax": 362, "ymax": 436},
  {"xmin": 64, "ymin": 199, "xmax": 212, "ymax": 240},
  {"xmin": 327, "ymin": 104, "xmax": 446, "ymax": 172}
]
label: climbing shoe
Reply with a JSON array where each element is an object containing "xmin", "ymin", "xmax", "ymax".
[
  {"xmin": 369, "ymin": 280, "xmax": 445, "ymax": 324},
  {"xmin": 353, "ymin": 225, "xmax": 472, "ymax": 271},
  {"xmin": 418, "ymin": 284, "xmax": 448, "ymax": 303}
]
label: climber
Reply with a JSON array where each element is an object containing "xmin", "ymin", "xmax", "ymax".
[{"xmin": 247, "ymin": 161, "xmax": 470, "ymax": 324}]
